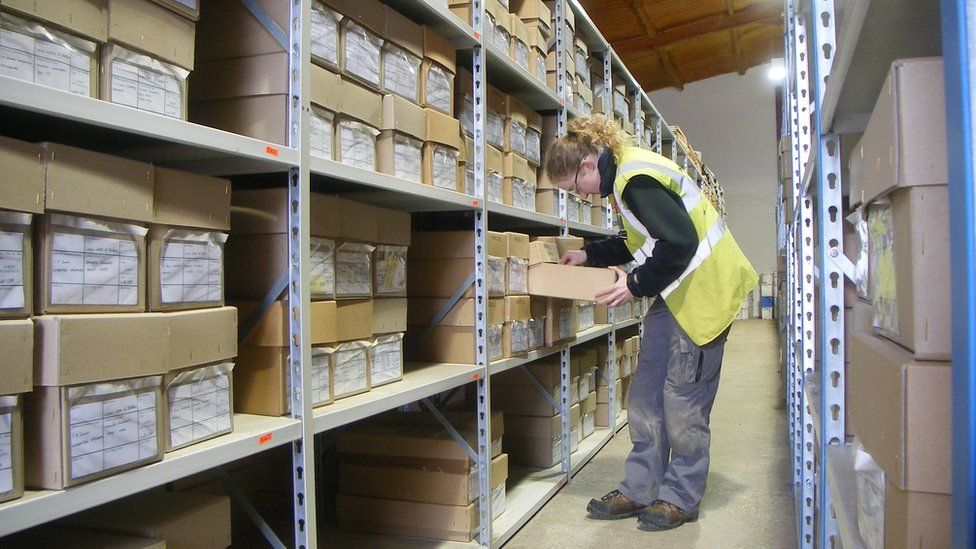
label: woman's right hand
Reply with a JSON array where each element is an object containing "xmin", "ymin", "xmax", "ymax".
[{"xmin": 560, "ymin": 250, "xmax": 588, "ymax": 266}]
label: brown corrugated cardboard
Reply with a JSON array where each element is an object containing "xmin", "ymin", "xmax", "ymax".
[
  {"xmin": 337, "ymin": 299, "xmax": 374, "ymax": 341},
  {"xmin": 0, "ymin": 320, "xmax": 32, "ymax": 395},
  {"xmin": 338, "ymin": 493, "xmax": 483, "ymax": 542},
  {"xmin": 63, "ymin": 490, "xmax": 231, "ymax": 548},
  {"xmin": 384, "ymin": 4, "xmax": 423, "ymax": 57},
  {"xmin": 195, "ymin": 0, "xmax": 288, "ymax": 62},
  {"xmin": 598, "ymin": 379, "xmax": 622, "ymax": 404},
  {"xmin": 505, "ymin": 295, "xmax": 531, "ymax": 322},
  {"xmin": 340, "ymin": 0, "xmax": 384, "ymax": 32},
  {"xmin": 234, "ymin": 345, "xmax": 332, "ymax": 415},
  {"xmin": 231, "ymin": 189, "xmax": 339, "ymax": 237},
  {"xmin": 150, "ymin": 0, "xmax": 198, "ymax": 20},
  {"xmin": 234, "ymin": 300, "xmax": 338, "ymax": 346},
  {"xmin": 511, "ymin": 0, "xmax": 551, "ymax": 36},
  {"xmin": 410, "ymin": 230, "xmax": 477, "ymax": 258},
  {"xmin": 339, "ymin": 77, "xmax": 384, "ymax": 127},
  {"xmin": 153, "ymin": 168, "xmax": 230, "ymax": 230},
  {"xmin": 0, "ymin": 396, "xmax": 22, "ymax": 503},
  {"xmin": 849, "ymin": 58, "xmax": 946, "ymax": 206},
  {"xmin": 375, "ymin": 206, "xmax": 411, "ymax": 246},
  {"xmin": 422, "ymin": 142, "xmax": 462, "ymax": 191},
  {"xmin": 582, "ymin": 391, "xmax": 597, "ymax": 415},
  {"xmin": 25, "ymin": 377, "xmax": 164, "ymax": 489},
  {"xmin": 34, "ymin": 314, "xmax": 169, "ymax": 386},
  {"xmin": 147, "ymin": 225, "xmax": 226, "ymax": 312},
  {"xmin": 373, "ymin": 298, "xmax": 407, "ymax": 334},
  {"xmin": 378, "ymin": 131, "xmax": 423, "ymax": 183},
  {"xmin": 189, "ymin": 94, "xmax": 288, "ymax": 145},
  {"xmin": 534, "ymin": 189, "xmax": 559, "ymax": 216},
  {"xmin": 848, "ymin": 329, "xmax": 950, "ymax": 494},
  {"xmin": 492, "ymin": 383, "xmax": 559, "ymax": 417},
  {"xmin": 546, "ymin": 297, "xmax": 577, "ymax": 345},
  {"xmin": 422, "ymin": 26, "xmax": 456, "ymax": 73},
  {"xmin": 882, "ymin": 477, "xmax": 952, "ymax": 549},
  {"xmin": 1, "ymin": 526, "xmax": 166, "ymax": 548},
  {"xmin": 0, "ymin": 136, "xmax": 44, "ymax": 214},
  {"xmin": 367, "ymin": 409, "xmax": 505, "ymax": 449},
  {"xmin": 311, "ymin": 61, "xmax": 342, "ymax": 111},
  {"xmin": 537, "ymin": 235, "xmax": 585, "ymax": 256},
  {"xmin": 529, "ymin": 241, "xmax": 559, "ymax": 265},
  {"xmin": 2, "ymin": 0, "xmax": 108, "ymax": 42},
  {"xmin": 224, "ymin": 233, "xmax": 301, "ymax": 299},
  {"xmin": 486, "ymin": 144, "xmax": 505, "ymax": 175},
  {"xmin": 40, "ymin": 143, "xmax": 154, "ymax": 222},
  {"xmin": 338, "ymin": 411, "xmax": 503, "ymax": 464},
  {"xmin": 409, "ymin": 258, "xmax": 478, "ymax": 298},
  {"xmin": 868, "ymin": 186, "xmax": 950, "ymax": 360},
  {"xmin": 406, "ymin": 325, "xmax": 478, "ymax": 363},
  {"xmin": 528, "ymin": 263, "xmax": 617, "ymax": 301},
  {"xmin": 166, "ymin": 307, "xmax": 237, "ymax": 370},
  {"xmin": 108, "ymin": 0, "xmax": 195, "ymax": 70},
  {"xmin": 425, "ymin": 108, "xmax": 462, "ymax": 148},
  {"xmin": 504, "ymin": 152, "xmax": 532, "ymax": 181},
  {"xmin": 408, "ymin": 297, "xmax": 504, "ymax": 326},
  {"xmin": 485, "ymin": 230, "xmax": 508, "ymax": 257},
  {"xmin": 381, "ymin": 94, "xmax": 427, "ymax": 139},
  {"xmin": 336, "ymin": 197, "xmax": 379, "ymax": 243},
  {"xmin": 494, "ymin": 357, "xmax": 560, "ymax": 388}
]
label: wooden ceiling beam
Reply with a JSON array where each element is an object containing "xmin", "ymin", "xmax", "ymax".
[
  {"xmin": 614, "ymin": 3, "xmax": 783, "ymax": 55},
  {"xmin": 628, "ymin": 0, "xmax": 684, "ymax": 90}
]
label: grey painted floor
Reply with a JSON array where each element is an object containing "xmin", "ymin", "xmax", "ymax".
[{"xmin": 505, "ymin": 319, "xmax": 796, "ymax": 548}]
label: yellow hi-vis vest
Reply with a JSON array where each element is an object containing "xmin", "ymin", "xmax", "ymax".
[{"xmin": 612, "ymin": 147, "xmax": 758, "ymax": 345}]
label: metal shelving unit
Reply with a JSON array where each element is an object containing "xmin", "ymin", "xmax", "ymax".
[{"xmin": 0, "ymin": 0, "xmax": 722, "ymax": 546}]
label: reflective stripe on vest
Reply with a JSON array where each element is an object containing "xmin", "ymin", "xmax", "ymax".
[
  {"xmin": 617, "ymin": 161, "xmax": 702, "ymax": 213},
  {"xmin": 660, "ymin": 216, "xmax": 727, "ymax": 298}
]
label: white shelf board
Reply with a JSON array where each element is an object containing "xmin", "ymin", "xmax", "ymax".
[
  {"xmin": 615, "ymin": 410, "xmax": 629, "ymax": 432},
  {"xmin": 489, "ymin": 347, "xmax": 564, "ymax": 377},
  {"xmin": 383, "ymin": 0, "xmax": 478, "ymax": 47},
  {"xmin": 573, "ymin": 324, "xmax": 612, "ymax": 346},
  {"xmin": 0, "ymin": 413, "xmax": 301, "ymax": 537},
  {"xmin": 318, "ymin": 526, "xmax": 478, "ymax": 548},
  {"xmin": 491, "ymin": 465, "xmax": 567, "ymax": 547},
  {"xmin": 614, "ymin": 317, "xmax": 641, "ymax": 330},
  {"xmin": 570, "ymin": 428, "xmax": 614, "ymax": 476},
  {"xmin": 484, "ymin": 44, "xmax": 563, "ymax": 112},
  {"xmin": 310, "ymin": 157, "xmax": 478, "ymax": 212},
  {"xmin": 0, "ymin": 76, "xmax": 297, "ymax": 175},
  {"xmin": 821, "ymin": 0, "xmax": 942, "ymax": 133},
  {"xmin": 826, "ymin": 445, "xmax": 868, "ymax": 549},
  {"xmin": 565, "ymin": 103, "xmax": 583, "ymax": 119},
  {"xmin": 568, "ymin": 221, "xmax": 613, "ymax": 236},
  {"xmin": 313, "ymin": 362, "xmax": 482, "ymax": 433},
  {"xmin": 487, "ymin": 201, "xmax": 565, "ymax": 229}
]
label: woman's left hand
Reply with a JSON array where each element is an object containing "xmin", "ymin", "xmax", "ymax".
[{"xmin": 595, "ymin": 266, "xmax": 635, "ymax": 307}]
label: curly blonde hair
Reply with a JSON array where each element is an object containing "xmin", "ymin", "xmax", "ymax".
[{"xmin": 544, "ymin": 114, "xmax": 633, "ymax": 180}]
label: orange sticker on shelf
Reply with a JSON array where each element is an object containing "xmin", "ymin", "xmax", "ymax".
[
  {"xmin": 472, "ymin": 200, "xmax": 480, "ymax": 207},
  {"xmin": 473, "ymin": 372, "xmax": 480, "ymax": 380},
  {"xmin": 258, "ymin": 432, "xmax": 273, "ymax": 445},
  {"xmin": 265, "ymin": 145, "xmax": 280, "ymax": 157}
]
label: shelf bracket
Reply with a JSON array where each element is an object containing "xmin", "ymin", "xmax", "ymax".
[
  {"xmin": 240, "ymin": 0, "xmax": 289, "ymax": 51},
  {"xmin": 419, "ymin": 398, "xmax": 479, "ymax": 462},
  {"xmin": 237, "ymin": 270, "xmax": 289, "ymax": 345},
  {"xmin": 517, "ymin": 363, "xmax": 561, "ymax": 411},
  {"xmin": 217, "ymin": 469, "xmax": 287, "ymax": 549},
  {"xmin": 405, "ymin": 273, "xmax": 476, "ymax": 358},
  {"xmin": 827, "ymin": 250, "xmax": 856, "ymax": 284}
]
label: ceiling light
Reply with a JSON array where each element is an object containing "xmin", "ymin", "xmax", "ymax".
[{"xmin": 768, "ymin": 58, "xmax": 786, "ymax": 82}]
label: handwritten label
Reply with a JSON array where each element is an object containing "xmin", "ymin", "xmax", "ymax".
[
  {"xmin": 310, "ymin": 5, "xmax": 340, "ymax": 66},
  {"xmin": 160, "ymin": 235, "xmax": 223, "ymax": 305},
  {"xmin": 431, "ymin": 146, "xmax": 459, "ymax": 191},
  {"xmin": 168, "ymin": 370, "xmax": 232, "ymax": 449},
  {"xmin": 0, "ymin": 231, "xmax": 25, "ymax": 310},
  {"xmin": 338, "ymin": 122, "xmax": 377, "ymax": 171},
  {"xmin": 309, "ymin": 238, "xmax": 336, "ymax": 298},
  {"xmin": 383, "ymin": 45, "xmax": 421, "ymax": 104},
  {"xmin": 0, "ymin": 28, "xmax": 92, "ymax": 96},
  {"xmin": 344, "ymin": 23, "xmax": 381, "ymax": 87},
  {"xmin": 0, "ymin": 412, "xmax": 12, "ymax": 494},
  {"xmin": 370, "ymin": 337, "xmax": 403, "ymax": 385},
  {"xmin": 333, "ymin": 345, "xmax": 368, "ymax": 398},
  {"xmin": 424, "ymin": 64, "xmax": 452, "ymax": 115},
  {"xmin": 110, "ymin": 59, "xmax": 182, "ymax": 119},
  {"xmin": 393, "ymin": 137, "xmax": 423, "ymax": 184},
  {"xmin": 68, "ymin": 387, "xmax": 158, "ymax": 480},
  {"xmin": 51, "ymin": 231, "xmax": 140, "ymax": 306}
]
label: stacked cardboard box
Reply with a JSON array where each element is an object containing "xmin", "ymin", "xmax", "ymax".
[
  {"xmin": 502, "ymin": 232, "xmax": 532, "ymax": 357},
  {"xmin": 371, "ymin": 209, "xmax": 410, "ymax": 388},
  {"xmin": 503, "ymin": 101, "xmax": 539, "ymax": 211},
  {"xmin": 493, "ymin": 357, "xmax": 580, "ymax": 468},
  {"xmin": 337, "ymin": 411, "xmax": 507, "ymax": 542},
  {"xmin": 574, "ymin": 345, "xmax": 599, "ymax": 437},
  {"xmin": 543, "ymin": 0, "xmax": 575, "ymax": 101},
  {"xmin": 844, "ymin": 58, "xmax": 951, "ymax": 548}
]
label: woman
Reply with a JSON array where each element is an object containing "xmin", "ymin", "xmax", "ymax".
[{"xmin": 544, "ymin": 115, "xmax": 757, "ymax": 531}]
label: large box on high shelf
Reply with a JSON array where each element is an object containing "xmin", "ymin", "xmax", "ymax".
[
  {"xmin": 866, "ymin": 185, "xmax": 949, "ymax": 360},
  {"xmin": 0, "ymin": 136, "xmax": 44, "ymax": 319},
  {"xmin": 849, "ymin": 58, "xmax": 946, "ymax": 208},
  {"xmin": 848, "ymin": 329, "xmax": 951, "ymax": 494}
]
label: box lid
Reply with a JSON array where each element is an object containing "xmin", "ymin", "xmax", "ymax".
[
  {"xmin": 528, "ymin": 263, "xmax": 617, "ymax": 301},
  {"xmin": 422, "ymin": 26, "xmax": 456, "ymax": 73},
  {"xmin": 509, "ymin": 13, "xmax": 530, "ymax": 45},
  {"xmin": 384, "ymin": 5, "xmax": 424, "ymax": 57},
  {"xmin": 166, "ymin": 307, "xmax": 238, "ymax": 370},
  {"xmin": 189, "ymin": 53, "xmax": 288, "ymax": 102},
  {"xmin": 0, "ymin": 319, "xmax": 32, "ymax": 395},
  {"xmin": 311, "ymin": 64, "xmax": 342, "ymax": 111},
  {"xmin": 2, "ymin": 0, "xmax": 108, "ymax": 42},
  {"xmin": 504, "ymin": 153, "xmax": 531, "ymax": 180},
  {"xmin": 231, "ymin": 189, "xmax": 339, "ymax": 237},
  {"xmin": 340, "ymin": 0, "xmax": 385, "ymax": 33},
  {"xmin": 529, "ymin": 241, "xmax": 559, "ymax": 265},
  {"xmin": 505, "ymin": 232, "xmax": 530, "ymax": 259},
  {"xmin": 153, "ymin": 168, "xmax": 231, "ymax": 230},
  {"xmin": 382, "ymin": 94, "xmax": 427, "ymax": 140},
  {"xmin": 339, "ymin": 78, "xmax": 383, "ymax": 128},
  {"xmin": 425, "ymin": 108, "xmax": 462, "ymax": 148},
  {"xmin": 108, "ymin": 0, "xmax": 195, "ymax": 70},
  {"xmin": 0, "ymin": 135, "xmax": 44, "ymax": 214}
]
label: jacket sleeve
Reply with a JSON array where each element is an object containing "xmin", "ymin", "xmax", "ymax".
[
  {"xmin": 582, "ymin": 236, "xmax": 634, "ymax": 267},
  {"xmin": 620, "ymin": 175, "xmax": 699, "ymax": 298}
]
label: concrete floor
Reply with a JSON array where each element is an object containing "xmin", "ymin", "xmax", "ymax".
[{"xmin": 506, "ymin": 320, "xmax": 796, "ymax": 548}]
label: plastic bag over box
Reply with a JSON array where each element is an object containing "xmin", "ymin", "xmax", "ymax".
[
  {"xmin": 165, "ymin": 362, "xmax": 234, "ymax": 451},
  {"xmin": 343, "ymin": 21, "xmax": 382, "ymax": 88},
  {"xmin": 424, "ymin": 62, "xmax": 453, "ymax": 115},
  {"xmin": 374, "ymin": 245, "xmax": 408, "ymax": 297},
  {"xmin": 868, "ymin": 200, "xmax": 898, "ymax": 336},
  {"xmin": 155, "ymin": 229, "xmax": 226, "ymax": 308},
  {"xmin": 103, "ymin": 44, "xmax": 189, "ymax": 119},
  {"xmin": 334, "ymin": 341, "xmax": 370, "ymax": 399},
  {"xmin": 336, "ymin": 242, "xmax": 375, "ymax": 298},
  {"xmin": 488, "ymin": 323, "xmax": 503, "ymax": 361},
  {"xmin": 0, "ymin": 212, "xmax": 30, "ymax": 314},
  {"xmin": 311, "ymin": 2, "xmax": 341, "ymax": 68},
  {"xmin": 309, "ymin": 237, "xmax": 336, "ymax": 299},
  {"xmin": 488, "ymin": 171, "xmax": 504, "ymax": 203},
  {"xmin": 432, "ymin": 145, "xmax": 460, "ymax": 191},
  {"xmin": 0, "ymin": 12, "xmax": 96, "ymax": 97},
  {"xmin": 337, "ymin": 119, "xmax": 379, "ymax": 171},
  {"xmin": 370, "ymin": 333, "xmax": 403, "ymax": 387},
  {"xmin": 393, "ymin": 134, "xmax": 423, "ymax": 184},
  {"xmin": 487, "ymin": 255, "xmax": 506, "ymax": 296},
  {"xmin": 383, "ymin": 43, "xmax": 421, "ymax": 104},
  {"xmin": 310, "ymin": 108, "xmax": 335, "ymax": 160},
  {"xmin": 508, "ymin": 256, "xmax": 528, "ymax": 294}
]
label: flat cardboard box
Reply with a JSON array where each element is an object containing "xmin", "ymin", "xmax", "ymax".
[
  {"xmin": 375, "ymin": 207, "xmax": 411, "ymax": 246},
  {"xmin": 381, "ymin": 94, "xmax": 427, "ymax": 139},
  {"xmin": 409, "ymin": 258, "xmax": 503, "ymax": 298},
  {"xmin": 2, "ymin": 0, "xmax": 108, "ymax": 42},
  {"xmin": 0, "ymin": 136, "xmax": 44, "ymax": 214},
  {"xmin": 40, "ymin": 143, "xmax": 154, "ymax": 222},
  {"xmin": 529, "ymin": 241, "xmax": 560, "ymax": 265},
  {"xmin": 505, "ymin": 295, "xmax": 531, "ymax": 322},
  {"xmin": 195, "ymin": 0, "xmax": 288, "ymax": 62},
  {"xmin": 34, "ymin": 313, "xmax": 169, "ymax": 386},
  {"xmin": 882, "ymin": 477, "xmax": 952, "ymax": 549},
  {"xmin": 422, "ymin": 26, "xmax": 456, "ymax": 73},
  {"xmin": 336, "ymin": 299, "xmax": 374, "ymax": 341},
  {"xmin": 153, "ymin": 168, "xmax": 231, "ymax": 230},
  {"xmin": 410, "ymin": 230, "xmax": 480, "ymax": 259},
  {"xmin": 492, "ymin": 383, "xmax": 559, "ymax": 417},
  {"xmin": 408, "ymin": 297, "xmax": 504, "ymax": 327},
  {"xmin": 425, "ymin": 108, "xmax": 463, "ymax": 148},
  {"xmin": 535, "ymin": 189, "xmax": 559, "ymax": 216},
  {"xmin": 108, "ymin": 0, "xmax": 195, "ymax": 70},
  {"xmin": 231, "ymin": 189, "xmax": 339, "ymax": 237},
  {"xmin": 0, "ymin": 527, "xmax": 165, "ymax": 548},
  {"xmin": 384, "ymin": 4, "xmax": 423, "ymax": 57},
  {"xmin": 528, "ymin": 263, "xmax": 617, "ymax": 301},
  {"xmin": 848, "ymin": 329, "xmax": 951, "ymax": 494},
  {"xmin": 493, "ymin": 357, "xmax": 561, "ymax": 388},
  {"xmin": 147, "ymin": 225, "xmax": 226, "ymax": 312},
  {"xmin": 339, "ymin": 77, "xmax": 384, "ymax": 127},
  {"xmin": 0, "ymin": 396, "xmax": 22, "ymax": 503},
  {"xmin": 373, "ymin": 298, "xmax": 408, "ymax": 334},
  {"xmin": 849, "ymin": 58, "xmax": 946, "ymax": 206},
  {"xmin": 234, "ymin": 300, "xmax": 339, "ymax": 346},
  {"xmin": 0, "ymin": 320, "xmax": 32, "ymax": 394},
  {"xmin": 869, "ymin": 186, "xmax": 950, "ymax": 360},
  {"xmin": 165, "ymin": 307, "xmax": 237, "ymax": 370},
  {"xmin": 233, "ymin": 345, "xmax": 333, "ymax": 416},
  {"xmin": 25, "ymin": 378, "xmax": 164, "ymax": 489},
  {"xmin": 510, "ymin": 0, "xmax": 551, "ymax": 37},
  {"xmin": 336, "ymin": 197, "xmax": 379, "ymax": 243},
  {"xmin": 62, "ymin": 491, "xmax": 231, "ymax": 548}
]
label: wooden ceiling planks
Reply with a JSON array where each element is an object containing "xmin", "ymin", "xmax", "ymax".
[{"xmin": 579, "ymin": 0, "xmax": 784, "ymax": 91}]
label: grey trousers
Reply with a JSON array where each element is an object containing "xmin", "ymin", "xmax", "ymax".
[{"xmin": 617, "ymin": 299, "xmax": 729, "ymax": 512}]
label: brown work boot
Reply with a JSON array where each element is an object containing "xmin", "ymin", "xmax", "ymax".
[
  {"xmin": 586, "ymin": 490, "xmax": 647, "ymax": 520},
  {"xmin": 637, "ymin": 500, "xmax": 699, "ymax": 530}
]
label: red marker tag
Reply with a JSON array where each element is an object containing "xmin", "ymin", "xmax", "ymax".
[
  {"xmin": 472, "ymin": 200, "xmax": 480, "ymax": 207},
  {"xmin": 265, "ymin": 145, "xmax": 280, "ymax": 157},
  {"xmin": 473, "ymin": 373, "xmax": 480, "ymax": 380},
  {"xmin": 473, "ymin": 32, "xmax": 481, "ymax": 40},
  {"xmin": 258, "ymin": 433, "xmax": 273, "ymax": 445}
]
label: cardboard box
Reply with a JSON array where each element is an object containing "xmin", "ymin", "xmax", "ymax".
[
  {"xmin": 336, "ymin": 197, "xmax": 379, "ymax": 243},
  {"xmin": 406, "ymin": 296, "xmax": 504, "ymax": 363},
  {"xmin": 881, "ymin": 477, "xmax": 952, "ymax": 549},
  {"xmin": 165, "ymin": 306, "xmax": 237, "ymax": 370},
  {"xmin": 408, "ymin": 297, "xmax": 504, "ymax": 327},
  {"xmin": 411, "ymin": 230, "xmax": 477, "ymax": 258},
  {"xmin": 234, "ymin": 344, "xmax": 334, "ymax": 416},
  {"xmin": 528, "ymin": 263, "xmax": 616, "ymax": 301},
  {"xmin": 335, "ymin": 299, "xmax": 374, "ymax": 341},
  {"xmin": 381, "ymin": 94, "xmax": 427, "ymax": 139},
  {"xmin": 373, "ymin": 298, "xmax": 408, "ymax": 335},
  {"xmin": 25, "ymin": 376, "xmax": 164, "ymax": 489},
  {"xmin": 420, "ymin": 27, "xmax": 456, "ymax": 115},
  {"xmin": 536, "ymin": 236, "xmax": 585, "ymax": 257},
  {"xmin": 153, "ymin": 168, "xmax": 230, "ymax": 230},
  {"xmin": 40, "ymin": 143, "xmax": 154, "ymax": 222},
  {"xmin": 849, "ymin": 58, "xmax": 946, "ymax": 206},
  {"xmin": 535, "ymin": 189, "xmax": 559, "ymax": 216},
  {"xmin": 0, "ymin": 212, "xmax": 33, "ymax": 319},
  {"xmin": 225, "ymin": 233, "xmax": 337, "ymax": 300},
  {"xmin": 0, "ymin": 136, "xmax": 45, "ymax": 214},
  {"xmin": 0, "ymin": 527, "xmax": 165, "ymax": 548},
  {"xmin": 231, "ymin": 189, "xmax": 339, "ymax": 237},
  {"xmin": 2, "ymin": 0, "xmax": 109, "ymax": 42},
  {"xmin": 369, "ymin": 333, "xmax": 403, "ymax": 386},
  {"xmin": 503, "ymin": 405, "xmax": 580, "ymax": 468},
  {"xmin": 492, "ymin": 383, "xmax": 559, "ymax": 417},
  {"xmin": 379, "ymin": 131, "xmax": 424, "ymax": 184},
  {"xmin": 0, "ymin": 395, "xmax": 23, "ymax": 503},
  {"xmin": 162, "ymin": 362, "xmax": 233, "ymax": 451},
  {"xmin": 333, "ymin": 340, "xmax": 371, "ymax": 399},
  {"xmin": 423, "ymin": 142, "xmax": 462, "ymax": 191},
  {"xmin": 546, "ymin": 297, "xmax": 577, "ymax": 345},
  {"xmin": 848, "ymin": 330, "xmax": 951, "ymax": 494},
  {"xmin": 505, "ymin": 295, "xmax": 531, "ymax": 322},
  {"xmin": 147, "ymin": 226, "xmax": 226, "ymax": 311},
  {"xmin": 409, "ymin": 258, "xmax": 477, "ymax": 298},
  {"xmin": 868, "ymin": 186, "xmax": 949, "ymax": 360},
  {"xmin": 340, "ymin": 18, "xmax": 384, "ymax": 90},
  {"xmin": 529, "ymin": 241, "xmax": 560, "ymax": 265},
  {"xmin": 338, "ymin": 410, "xmax": 503, "ymax": 463},
  {"xmin": 234, "ymin": 300, "xmax": 339, "ymax": 346},
  {"xmin": 338, "ymin": 76, "xmax": 384, "ymax": 128},
  {"xmin": 375, "ymin": 206, "xmax": 411, "ymax": 246},
  {"xmin": 100, "ymin": 43, "xmax": 189, "ymax": 120},
  {"xmin": 63, "ymin": 490, "xmax": 231, "ymax": 548},
  {"xmin": 426, "ymin": 107, "xmax": 462, "ymax": 148},
  {"xmin": 0, "ymin": 320, "xmax": 32, "ymax": 395},
  {"xmin": 108, "ymin": 0, "xmax": 195, "ymax": 70},
  {"xmin": 509, "ymin": 14, "xmax": 531, "ymax": 70},
  {"xmin": 384, "ymin": 4, "xmax": 424, "ymax": 57},
  {"xmin": 195, "ymin": 0, "xmax": 288, "ymax": 62},
  {"xmin": 510, "ymin": 0, "xmax": 551, "ymax": 37},
  {"xmin": 34, "ymin": 313, "xmax": 168, "ymax": 386},
  {"xmin": 150, "ymin": 0, "xmax": 198, "ymax": 20}
]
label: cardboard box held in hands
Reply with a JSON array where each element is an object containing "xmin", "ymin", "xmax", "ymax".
[{"xmin": 527, "ymin": 263, "xmax": 617, "ymax": 301}]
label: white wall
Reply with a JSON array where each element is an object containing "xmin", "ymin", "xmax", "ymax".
[{"xmin": 650, "ymin": 65, "xmax": 779, "ymax": 275}]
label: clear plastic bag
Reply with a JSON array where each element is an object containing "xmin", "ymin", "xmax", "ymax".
[
  {"xmin": 343, "ymin": 21, "xmax": 382, "ymax": 88},
  {"xmin": 165, "ymin": 362, "xmax": 234, "ymax": 450},
  {"xmin": 374, "ymin": 245, "xmax": 408, "ymax": 297},
  {"xmin": 432, "ymin": 145, "xmax": 460, "ymax": 191},
  {"xmin": 338, "ymin": 119, "xmax": 379, "ymax": 171},
  {"xmin": 311, "ymin": 2, "xmax": 341, "ymax": 67},
  {"xmin": 392, "ymin": 134, "xmax": 423, "ymax": 184},
  {"xmin": 382, "ymin": 43, "xmax": 421, "ymax": 103}
]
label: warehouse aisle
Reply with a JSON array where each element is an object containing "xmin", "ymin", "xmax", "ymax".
[{"xmin": 506, "ymin": 319, "xmax": 794, "ymax": 548}]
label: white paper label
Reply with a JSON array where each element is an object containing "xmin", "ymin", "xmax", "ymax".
[
  {"xmin": 375, "ymin": 245, "xmax": 407, "ymax": 296},
  {"xmin": 529, "ymin": 316, "xmax": 545, "ymax": 349},
  {"xmin": 583, "ymin": 412, "xmax": 595, "ymax": 437},
  {"xmin": 526, "ymin": 129, "xmax": 542, "ymax": 164},
  {"xmin": 487, "ymin": 110, "xmax": 505, "ymax": 148},
  {"xmin": 371, "ymin": 336, "xmax": 403, "ymax": 385},
  {"xmin": 159, "ymin": 235, "xmax": 223, "ymax": 305},
  {"xmin": 336, "ymin": 243, "xmax": 373, "ymax": 297},
  {"xmin": 310, "ymin": 110, "xmax": 334, "ymax": 160},
  {"xmin": 515, "ymin": 41, "xmax": 530, "ymax": 72},
  {"xmin": 488, "ymin": 171, "xmax": 504, "ymax": 203},
  {"xmin": 344, "ymin": 22, "xmax": 382, "ymax": 87},
  {"xmin": 487, "ymin": 256, "xmax": 505, "ymax": 296},
  {"xmin": 492, "ymin": 25, "xmax": 510, "ymax": 52},
  {"xmin": 424, "ymin": 63, "xmax": 452, "ymax": 114},
  {"xmin": 508, "ymin": 256, "xmax": 527, "ymax": 294},
  {"xmin": 393, "ymin": 136, "xmax": 423, "ymax": 184},
  {"xmin": 579, "ymin": 303, "xmax": 595, "ymax": 330},
  {"xmin": 339, "ymin": 121, "xmax": 377, "ymax": 171},
  {"xmin": 568, "ymin": 196, "xmax": 581, "ymax": 222},
  {"xmin": 51, "ymin": 231, "xmax": 140, "ymax": 306},
  {"xmin": 110, "ymin": 59, "xmax": 183, "ymax": 119},
  {"xmin": 168, "ymin": 370, "xmax": 231, "ymax": 449},
  {"xmin": 525, "ymin": 182, "xmax": 537, "ymax": 212},
  {"xmin": 432, "ymin": 145, "xmax": 459, "ymax": 191},
  {"xmin": 0, "ymin": 411, "xmax": 12, "ymax": 494},
  {"xmin": 559, "ymin": 306, "xmax": 573, "ymax": 340},
  {"xmin": 510, "ymin": 120, "xmax": 527, "ymax": 157},
  {"xmin": 383, "ymin": 45, "xmax": 421, "ymax": 103},
  {"xmin": 310, "ymin": 349, "xmax": 332, "ymax": 406},
  {"xmin": 69, "ymin": 388, "xmax": 158, "ymax": 480},
  {"xmin": 0, "ymin": 28, "xmax": 91, "ymax": 96},
  {"xmin": 488, "ymin": 324, "xmax": 503, "ymax": 361},
  {"xmin": 311, "ymin": 5, "xmax": 340, "ymax": 66},
  {"xmin": 459, "ymin": 94, "xmax": 474, "ymax": 136},
  {"xmin": 309, "ymin": 237, "xmax": 336, "ymax": 298},
  {"xmin": 334, "ymin": 345, "xmax": 368, "ymax": 397},
  {"xmin": 512, "ymin": 178, "xmax": 528, "ymax": 211},
  {"xmin": 511, "ymin": 321, "xmax": 529, "ymax": 353},
  {"xmin": 0, "ymin": 231, "xmax": 24, "ymax": 310}
]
